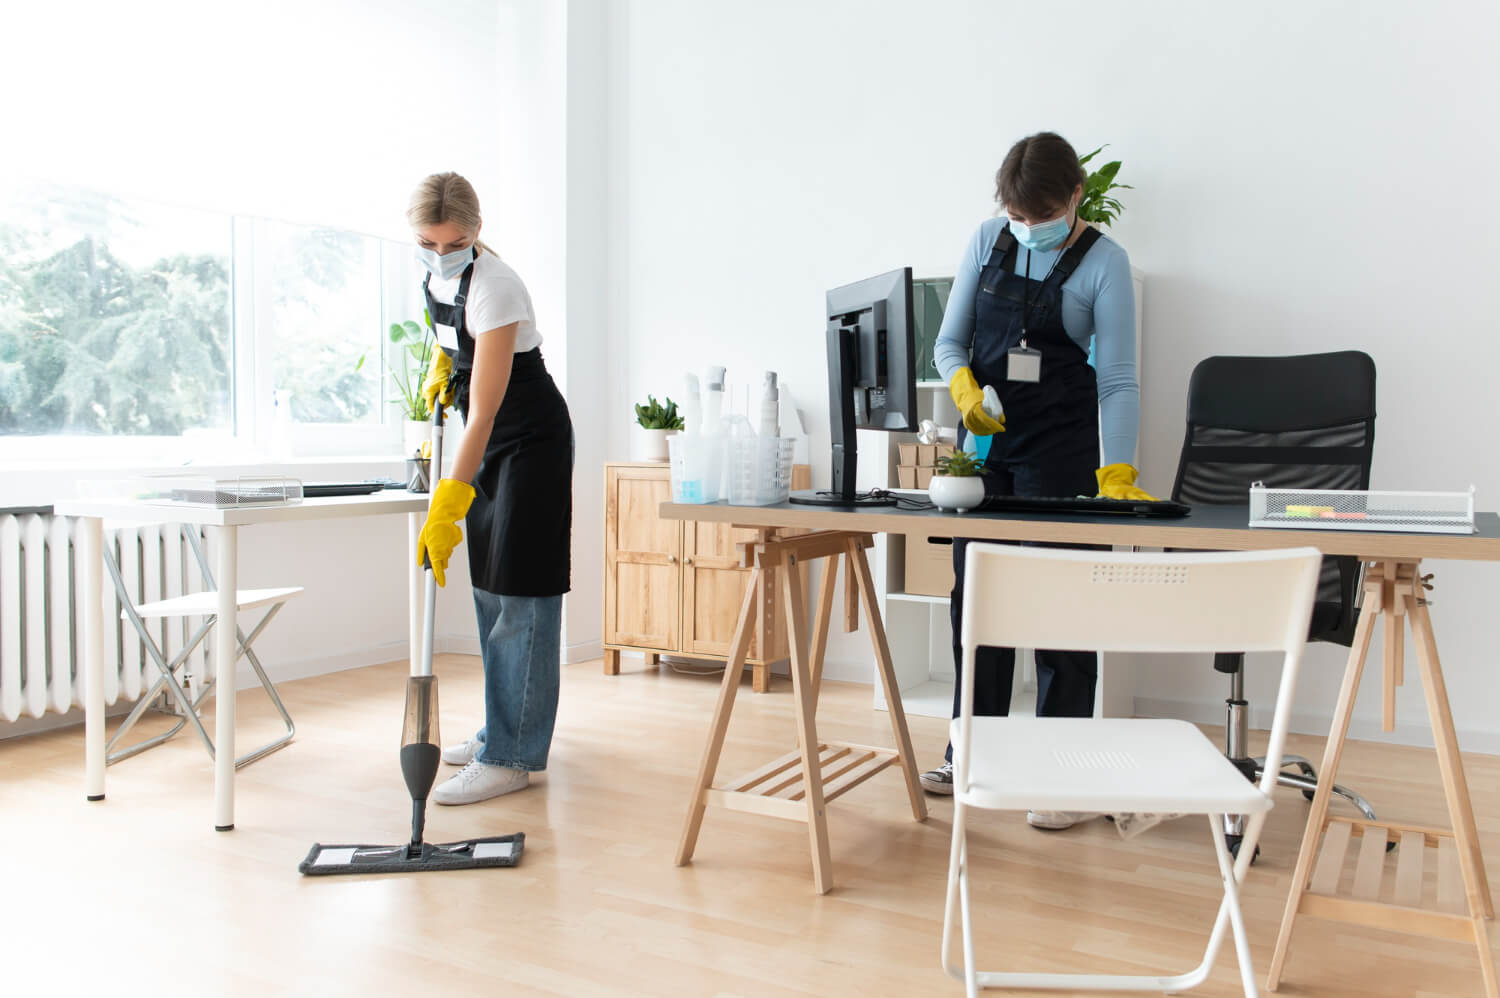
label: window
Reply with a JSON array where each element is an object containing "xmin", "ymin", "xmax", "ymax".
[
  {"xmin": 0, "ymin": 183, "xmax": 424, "ymax": 461},
  {"xmin": 0, "ymin": 185, "xmax": 233, "ymax": 438}
]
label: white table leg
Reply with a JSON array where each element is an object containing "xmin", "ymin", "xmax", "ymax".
[
  {"xmin": 81, "ymin": 516, "xmax": 105, "ymax": 801},
  {"xmin": 213, "ymin": 525, "xmax": 238, "ymax": 831},
  {"xmin": 408, "ymin": 512, "xmax": 422, "ymax": 672}
]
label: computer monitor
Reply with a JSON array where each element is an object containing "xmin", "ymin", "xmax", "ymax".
[{"xmin": 790, "ymin": 267, "xmax": 918, "ymax": 507}]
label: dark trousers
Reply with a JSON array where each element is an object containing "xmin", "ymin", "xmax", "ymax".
[{"xmin": 944, "ymin": 456, "xmax": 1100, "ymax": 763}]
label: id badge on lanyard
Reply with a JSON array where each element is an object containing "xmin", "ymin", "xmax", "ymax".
[
  {"xmin": 1009, "ymin": 245, "xmax": 1052, "ymax": 383},
  {"xmin": 434, "ymin": 321, "xmax": 461, "ymax": 352},
  {"xmin": 1008, "ymin": 338, "xmax": 1041, "ymax": 383}
]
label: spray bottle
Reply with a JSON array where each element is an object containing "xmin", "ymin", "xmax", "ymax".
[
  {"xmin": 682, "ymin": 373, "xmax": 701, "ymax": 437},
  {"xmin": 702, "ymin": 365, "xmax": 726, "ymax": 435},
  {"xmin": 759, "ymin": 371, "xmax": 779, "ymax": 439}
]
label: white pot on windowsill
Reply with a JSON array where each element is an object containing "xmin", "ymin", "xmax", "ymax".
[
  {"xmin": 630, "ymin": 425, "xmax": 672, "ymax": 462},
  {"xmin": 403, "ymin": 418, "xmax": 430, "ymax": 459},
  {"xmin": 928, "ymin": 474, "xmax": 984, "ymax": 514}
]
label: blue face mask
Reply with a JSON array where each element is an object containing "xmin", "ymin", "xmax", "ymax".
[
  {"xmin": 1009, "ymin": 211, "xmax": 1073, "ymax": 252},
  {"xmin": 415, "ymin": 245, "xmax": 474, "ymax": 281}
]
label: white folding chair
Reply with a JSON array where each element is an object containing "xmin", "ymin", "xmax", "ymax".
[
  {"xmin": 941, "ymin": 544, "xmax": 1321, "ymax": 997},
  {"xmin": 104, "ymin": 525, "xmax": 301, "ymax": 769}
]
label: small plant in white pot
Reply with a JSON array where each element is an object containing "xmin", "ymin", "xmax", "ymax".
[
  {"xmin": 631, "ymin": 395, "xmax": 683, "ymax": 462},
  {"xmin": 929, "ymin": 451, "xmax": 988, "ymax": 513}
]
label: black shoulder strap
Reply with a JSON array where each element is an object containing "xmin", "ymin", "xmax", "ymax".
[
  {"xmin": 990, "ymin": 222, "xmax": 1018, "ymax": 269},
  {"xmin": 1048, "ymin": 226, "xmax": 1103, "ymax": 284},
  {"xmin": 451, "ymin": 255, "xmax": 476, "ymax": 310}
]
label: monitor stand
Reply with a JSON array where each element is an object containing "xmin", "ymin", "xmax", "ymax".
[{"xmin": 788, "ymin": 327, "xmax": 898, "ymax": 508}]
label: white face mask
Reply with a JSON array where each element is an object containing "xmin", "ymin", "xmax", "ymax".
[
  {"xmin": 415, "ymin": 245, "xmax": 473, "ymax": 281},
  {"xmin": 1009, "ymin": 209, "xmax": 1073, "ymax": 252}
]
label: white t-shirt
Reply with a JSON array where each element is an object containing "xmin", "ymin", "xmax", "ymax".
[{"xmin": 423, "ymin": 250, "xmax": 542, "ymax": 354}]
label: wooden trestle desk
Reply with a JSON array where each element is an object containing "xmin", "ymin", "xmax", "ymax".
[{"xmin": 660, "ymin": 496, "xmax": 1500, "ymax": 995}]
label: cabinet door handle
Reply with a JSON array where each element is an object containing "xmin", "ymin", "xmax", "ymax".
[
  {"xmin": 668, "ymin": 555, "xmax": 678, "ymax": 564},
  {"xmin": 685, "ymin": 557, "xmax": 693, "ymax": 565}
]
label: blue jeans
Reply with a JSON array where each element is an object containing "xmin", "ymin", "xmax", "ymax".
[{"xmin": 471, "ymin": 589, "xmax": 563, "ymax": 771}]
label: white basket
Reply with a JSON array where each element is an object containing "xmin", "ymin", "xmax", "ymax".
[
  {"xmin": 133, "ymin": 475, "xmax": 304, "ymax": 508},
  {"xmin": 1248, "ymin": 483, "xmax": 1476, "ymax": 534},
  {"xmin": 668, "ymin": 434, "xmax": 725, "ymax": 504},
  {"xmin": 727, "ymin": 436, "xmax": 795, "ymax": 506}
]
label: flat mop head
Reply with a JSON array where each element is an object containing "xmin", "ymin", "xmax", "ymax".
[{"xmin": 299, "ymin": 833, "xmax": 524, "ymax": 876}]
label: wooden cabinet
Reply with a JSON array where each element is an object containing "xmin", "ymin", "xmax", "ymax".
[{"xmin": 602, "ymin": 461, "xmax": 808, "ymax": 692}]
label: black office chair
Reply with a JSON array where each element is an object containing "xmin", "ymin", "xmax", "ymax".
[{"xmin": 1170, "ymin": 351, "xmax": 1378, "ymax": 857}]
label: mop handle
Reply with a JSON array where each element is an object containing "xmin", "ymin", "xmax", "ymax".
[{"xmin": 417, "ymin": 403, "xmax": 445, "ymax": 680}]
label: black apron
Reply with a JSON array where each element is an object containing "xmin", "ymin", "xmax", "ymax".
[
  {"xmin": 970, "ymin": 223, "xmax": 1102, "ymax": 469},
  {"xmin": 424, "ymin": 254, "xmax": 573, "ymax": 597}
]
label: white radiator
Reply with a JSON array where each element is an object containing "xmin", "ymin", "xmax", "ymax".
[{"xmin": 0, "ymin": 513, "xmax": 210, "ymax": 723}]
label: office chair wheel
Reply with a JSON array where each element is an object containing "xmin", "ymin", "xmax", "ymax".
[{"xmin": 1226, "ymin": 834, "xmax": 1259, "ymax": 864}]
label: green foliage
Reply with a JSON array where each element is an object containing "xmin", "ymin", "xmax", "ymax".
[
  {"xmin": 634, "ymin": 395, "xmax": 684, "ymax": 430},
  {"xmin": 1077, "ymin": 146, "xmax": 1133, "ymax": 227},
  {"xmin": 0, "ymin": 232, "xmax": 231, "ymax": 435},
  {"xmin": 935, "ymin": 451, "xmax": 988, "ymax": 478},
  {"xmin": 385, "ymin": 314, "xmax": 435, "ymax": 421},
  {"xmin": 265, "ymin": 225, "xmax": 381, "ymax": 425}
]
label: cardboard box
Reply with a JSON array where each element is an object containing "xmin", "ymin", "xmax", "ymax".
[
  {"xmin": 917, "ymin": 444, "xmax": 937, "ymax": 467},
  {"xmin": 897, "ymin": 443, "xmax": 918, "ymax": 467},
  {"xmin": 897, "ymin": 466, "xmax": 917, "ymax": 489},
  {"xmin": 934, "ymin": 443, "xmax": 956, "ymax": 462},
  {"xmin": 916, "ymin": 467, "xmax": 934, "ymax": 489},
  {"xmin": 904, "ymin": 533, "xmax": 956, "ymax": 597}
]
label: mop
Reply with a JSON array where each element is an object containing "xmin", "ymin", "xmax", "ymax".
[{"xmin": 299, "ymin": 402, "xmax": 524, "ymax": 876}]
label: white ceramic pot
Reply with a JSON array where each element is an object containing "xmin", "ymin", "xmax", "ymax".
[
  {"xmin": 403, "ymin": 418, "xmax": 430, "ymax": 459},
  {"xmin": 928, "ymin": 474, "xmax": 985, "ymax": 514},
  {"xmin": 630, "ymin": 425, "xmax": 672, "ymax": 462}
]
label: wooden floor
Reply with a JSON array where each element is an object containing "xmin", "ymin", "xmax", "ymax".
[{"xmin": 2, "ymin": 654, "xmax": 1496, "ymax": 997}]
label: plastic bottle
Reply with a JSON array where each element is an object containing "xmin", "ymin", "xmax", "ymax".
[
  {"xmin": 682, "ymin": 373, "xmax": 701, "ymax": 437},
  {"xmin": 702, "ymin": 365, "xmax": 726, "ymax": 434},
  {"xmin": 759, "ymin": 371, "xmax": 779, "ymax": 439},
  {"xmin": 982, "ymin": 385, "xmax": 1003, "ymax": 422}
]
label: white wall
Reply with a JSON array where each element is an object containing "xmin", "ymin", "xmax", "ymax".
[
  {"xmin": 489, "ymin": 0, "xmax": 609, "ymax": 663},
  {"xmin": 0, "ymin": 0, "xmax": 503, "ymax": 239},
  {"xmin": 601, "ymin": 1, "xmax": 1500, "ymax": 748}
]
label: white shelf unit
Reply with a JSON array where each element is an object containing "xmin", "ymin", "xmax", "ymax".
[{"xmin": 868, "ymin": 268, "xmax": 1145, "ymax": 721}]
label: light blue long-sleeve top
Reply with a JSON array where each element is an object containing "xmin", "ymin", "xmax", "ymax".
[{"xmin": 934, "ymin": 217, "xmax": 1139, "ymax": 467}]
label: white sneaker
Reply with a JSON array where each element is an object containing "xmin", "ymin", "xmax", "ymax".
[
  {"xmin": 1026, "ymin": 810, "xmax": 1102, "ymax": 830},
  {"xmin": 441, "ymin": 738, "xmax": 483, "ymax": 766},
  {"xmin": 432, "ymin": 758, "xmax": 529, "ymax": 806},
  {"xmin": 920, "ymin": 761, "xmax": 955, "ymax": 795}
]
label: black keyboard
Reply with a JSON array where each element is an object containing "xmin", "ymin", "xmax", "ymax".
[
  {"xmin": 302, "ymin": 481, "xmax": 385, "ymax": 498},
  {"xmin": 974, "ymin": 494, "xmax": 1192, "ymax": 518}
]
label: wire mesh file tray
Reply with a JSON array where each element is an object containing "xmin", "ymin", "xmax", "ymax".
[
  {"xmin": 133, "ymin": 475, "xmax": 304, "ymax": 508},
  {"xmin": 1248, "ymin": 483, "xmax": 1476, "ymax": 534}
]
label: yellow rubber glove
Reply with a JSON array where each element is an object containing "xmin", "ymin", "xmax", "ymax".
[
  {"xmin": 416, "ymin": 478, "xmax": 475, "ymax": 587},
  {"xmin": 1096, "ymin": 463, "xmax": 1161, "ymax": 501},
  {"xmin": 948, "ymin": 366, "xmax": 1005, "ymax": 436},
  {"xmin": 421, "ymin": 350, "xmax": 454, "ymax": 413}
]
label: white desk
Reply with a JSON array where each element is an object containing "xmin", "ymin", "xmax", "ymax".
[{"xmin": 53, "ymin": 490, "xmax": 432, "ymax": 831}]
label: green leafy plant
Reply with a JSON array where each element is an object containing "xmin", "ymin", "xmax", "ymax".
[
  {"xmin": 358, "ymin": 310, "xmax": 435, "ymax": 421},
  {"xmin": 935, "ymin": 452, "xmax": 989, "ymax": 478},
  {"xmin": 1077, "ymin": 146, "xmax": 1133, "ymax": 227},
  {"xmin": 634, "ymin": 395, "xmax": 684, "ymax": 430}
]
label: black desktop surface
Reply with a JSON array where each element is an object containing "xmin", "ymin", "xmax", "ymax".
[{"xmin": 777, "ymin": 492, "xmax": 1500, "ymax": 543}]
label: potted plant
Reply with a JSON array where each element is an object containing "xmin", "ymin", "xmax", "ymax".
[
  {"xmin": 631, "ymin": 395, "xmax": 683, "ymax": 462},
  {"xmin": 1077, "ymin": 146, "xmax": 1132, "ymax": 227},
  {"xmin": 361, "ymin": 312, "xmax": 437, "ymax": 456},
  {"xmin": 929, "ymin": 451, "xmax": 988, "ymax": 513}
]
